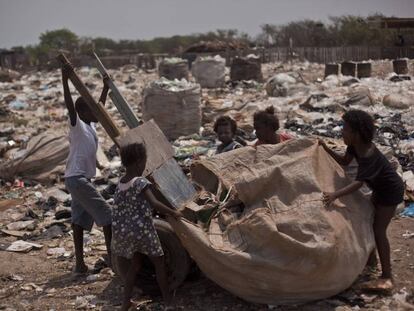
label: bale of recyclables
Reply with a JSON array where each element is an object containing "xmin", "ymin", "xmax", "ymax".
[
  {"xmin": 341, "ymin": 61, "xmax": 357, "ymax": 77},
  {"xmin": 324, "ymin": 63, "xmax": 339, "ymax": 78},
  {"xmin": 169, "ymin": 138, "xmax": 375, "ymax": 305},
  {"xmin": 158, "ymin": 57, "xmax": 189, "ymax": 81},
  {"xmin": 393, "ymin": 58, "xmax": 409, "ymax": 75},
  {"xmin": 357, "ymin": 62, "xmax": 372, "ymax": 78},
  {"xmin": 191, "ymin": 55, "xmax": 226, "ymax": 88},
  {"xmin": 142, "ymin": 78, "xmax": 201, "ymax": 140},
  {"xmin": 230, "ymin": 55, "xmax": 263, "ymax": 82}
]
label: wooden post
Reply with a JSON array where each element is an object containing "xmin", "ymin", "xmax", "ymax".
[{"xmin": 56, "ymin": 53, "xmax": 121, "ymax": 145}]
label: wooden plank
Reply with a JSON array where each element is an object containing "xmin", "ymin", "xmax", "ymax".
[
  {"xmin": 152, "ymin": 158, "xmax": 196, "ymax": 209},
  {"xmin": 118, "ymin": 119, "xmax": 174, "ymax": 176},
  {"xmin": 56, "ymin": 53, "xmax": 121, "ymax": 145},
  {"xmin": 93, "ymin": 52, "xmax": 141, "ymax": 129}
]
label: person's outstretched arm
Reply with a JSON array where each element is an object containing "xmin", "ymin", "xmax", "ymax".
[
  {"xmin": 61, "ymin": 63, "xmax": 77, "ymax": 126},
  {"xmin": 144, "ymin": 187, "xmax": 182, "ymax": 219},
  {"xmin": 323, "ymin": 181, "xmax": 363, "ymax": 207},
  {"xmin": 318, "ymin": 139, "xmax": 354, "ymax": 166}
]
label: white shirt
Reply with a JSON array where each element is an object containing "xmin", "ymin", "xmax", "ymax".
[{"xmin": 64, "ymin": 115, "xmax": 98, "ymax": 179}]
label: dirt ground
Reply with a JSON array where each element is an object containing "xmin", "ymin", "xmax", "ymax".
[{"xmin": 0, "ymin": 216, "xmax": 413, "ymax": 311}]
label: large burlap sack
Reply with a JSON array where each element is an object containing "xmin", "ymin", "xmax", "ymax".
[
  {"xmin": 191, "ymin": 55, "xmax": 226, "ymax": 88},
  {"xmin": 171, "ymin": 138, "xmax": 374, "ymax": 305},
  {"xmin": 0, "ymin": 131, "xmax": 69, "ymax": 183},
  {"xmin": 142, "ymin": 79, "xmax": 201, "ymax": 140},
  {"xmin": 344, "ymin": 87, "xmax": 374, "ymax": 106},
  {"xmin": 158, "ymin": 58, "xmax": 189, "ymax": 81}
]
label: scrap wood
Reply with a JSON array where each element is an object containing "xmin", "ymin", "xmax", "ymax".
[{"xmin": 118, "ymin": 120, "xmax": 174, "ymax": 176}]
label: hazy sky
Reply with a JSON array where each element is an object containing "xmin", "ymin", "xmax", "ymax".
[{"xmin": 0, "ymin": 0, "xmax": 413, "ymax": 48}]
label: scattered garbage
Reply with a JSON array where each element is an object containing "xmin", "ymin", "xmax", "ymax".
[
  {"xmin": 8, "ymin": 100, "xmax": 28, "ymax": 110},
  {"xmin": 400, "ymin": 203, "xmax": 414, "ymax": 217},
  {"xmin": 391, "ymin": 287, "xmax": 414, "ymax": 310},
  {"xmin": 402, "ymin": 230, "xmax": 414, "ymax": 239},
  {"xmin": 20, "ymin": 283, "xmax": 43, "ymax": 292},
  {"xmin": 6, "ymin": 220, "xmax": 36, "ymax": 231},
  {"xmin": 45, "ymin": 188, "xmax": 70, "ymax": 203},
  {"xmin": 41, "ymin": 225, "xmax": 64, "ymax": 239},
  {"xmin": 54, "ymin": 207, "xmax": 72, "ymax": 220},
  {"xmin": 46, "ymin": 247, "xmax": 67, "ymax": 257},
  {"xmin": 74, "ymin": 295, "xmax": 97, "ymax": 309},
  {"xmin": 6, "ymin": 240, "xmax": 43, "ymax": 253}
]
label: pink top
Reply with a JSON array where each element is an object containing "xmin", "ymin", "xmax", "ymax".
[{"xmin": 254, "ymin": 132, "xmax": 293, "ymax": 147}]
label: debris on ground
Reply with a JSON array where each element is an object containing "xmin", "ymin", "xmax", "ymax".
[{"xmin": 0, "ymin": 58, "xmax": 413, "ymax": 310}]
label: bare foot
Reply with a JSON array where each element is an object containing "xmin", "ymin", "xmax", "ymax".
[
  {"xmin": 73, "ymin": 263, "xmax": 88, "ymax": 274},
  {"xmin": 360, "ymin": 278, "xmax": 394, "ymax": 292}
]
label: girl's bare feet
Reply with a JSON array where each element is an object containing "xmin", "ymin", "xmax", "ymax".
[{"xmin": 360, "ymin": 278, "xmax": 394, "ymax": 292}]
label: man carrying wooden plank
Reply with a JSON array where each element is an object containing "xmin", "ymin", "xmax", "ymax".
[{"xmin": 61, "ymin": 62, "xmax": 112, "ymax": 274}]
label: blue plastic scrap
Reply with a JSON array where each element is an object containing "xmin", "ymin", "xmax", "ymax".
[{"xmin": 400, "ymin": 203, "xmax": 414, "ymax": 217}]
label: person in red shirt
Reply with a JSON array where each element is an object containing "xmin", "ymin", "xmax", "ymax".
[{"xmin": 253, "ymin": 106, "xmax": 292, "ymax": 146}]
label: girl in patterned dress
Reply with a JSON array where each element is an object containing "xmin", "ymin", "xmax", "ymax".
[{"xmin": 113, "ymin": 143, "xmax": 181, "ymax": 311}]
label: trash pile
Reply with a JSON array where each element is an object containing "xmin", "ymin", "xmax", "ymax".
[{"xmin": 0, "ymin": 57, "xmax": 414, "ymax": 309}]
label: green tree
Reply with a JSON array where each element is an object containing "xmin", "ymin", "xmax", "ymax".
[{"xmin": 39, "ymin": 28, "xmax": 78, "ymax": 51}]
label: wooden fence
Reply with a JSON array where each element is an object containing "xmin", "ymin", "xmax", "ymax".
[
  {"xmin": 1, "ymin": 46, "xmax": 413, "ymax": 71},
  {"xmin": 183, "ymin": 46, "xmax": 414, "ymax": 66}
]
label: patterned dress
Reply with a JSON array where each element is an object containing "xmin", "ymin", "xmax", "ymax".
[{"xmin": 112, "ymin": 177, "xmax": 164, "ymax": 259}]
